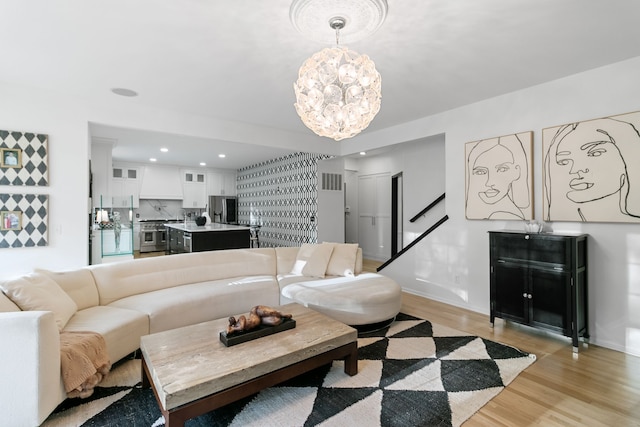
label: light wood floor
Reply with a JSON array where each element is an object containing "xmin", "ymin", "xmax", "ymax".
[
  {"xmin": 362, "ymin": 258, "xmax": 383, "ymax": 273},
  {"xmin": 130, "ymin": 254, "xmax": 638, "ymax": 424},
  {"xmin": 401, "ymin": 292, "xmax": 640, "ymax": 426}
]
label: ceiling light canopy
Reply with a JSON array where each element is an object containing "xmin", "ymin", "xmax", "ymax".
[
  {"xmin": 290, "ymin": 0, "xmax": 388, "ymax": 45},
  {"xmin": 291, "ymin": 0, "xmax": 387, "ymax": 141}
]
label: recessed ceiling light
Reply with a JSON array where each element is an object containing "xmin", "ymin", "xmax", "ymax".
[
  {"xmin": 359, "ymin": 151, "xmax": 366, "ymax": 155},
  {"xmin": 111, "ymin": 88, "xmax": 138, "ymax": 97},
  {"xmin": 160, "ymin": 147, "xmax": 168, "ymax": 153},
  {"xmin": 200, "ymin": 162, "xmax": 206, "ymax": 166},
  {"xmin": 149, "ymin": 158, "xmax": 157, "ymax": 162},
  {"xmin": 218, "ymin": 154, "xmax": 226, "ymax": 158}
]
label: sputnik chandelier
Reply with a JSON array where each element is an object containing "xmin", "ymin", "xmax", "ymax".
[{"xmin": 290, "ymin": 0, "xmax": 388, "ymax": 141}]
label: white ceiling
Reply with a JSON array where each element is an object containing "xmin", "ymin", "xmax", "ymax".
[{"xmin": 3, "ymin": 0, "xmax": 640, "ymax": 169}]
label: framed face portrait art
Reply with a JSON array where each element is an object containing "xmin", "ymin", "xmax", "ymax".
[
  {"xmin": 465, "ymin": 131, "xmax": 533, "ymax": 220},
  {"xmin": 542, "ymin": 111, "xmax": 640, "ymax": 223}
]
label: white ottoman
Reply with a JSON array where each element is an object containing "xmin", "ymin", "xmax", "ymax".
[{"xmin": 281, "ymin": 273, "xmax": 402, "ymax": 328}]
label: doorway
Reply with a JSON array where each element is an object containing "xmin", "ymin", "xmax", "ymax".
[
  {"xmin": 391, "ymin": 172, "xmax": 403, "ymax": 256},
  {"xmin": 358, "ymin": 172, "xmax": 391, "ymax": 261}
]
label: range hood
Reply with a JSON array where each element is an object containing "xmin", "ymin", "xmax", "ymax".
[{"xmin": 139, "ymin": 165, "xmax": 183, "ymax": 200}]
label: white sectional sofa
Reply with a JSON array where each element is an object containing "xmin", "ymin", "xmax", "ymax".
[{"xmin": 0, "ymin": 243, "xmax": 401, "ymax": 426}]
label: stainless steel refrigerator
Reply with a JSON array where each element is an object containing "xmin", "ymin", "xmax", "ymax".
[{"xmin": 208, "ymin": 196, "xmax": 238, "ymax": 224}]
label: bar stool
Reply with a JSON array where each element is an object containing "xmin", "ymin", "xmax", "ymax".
[{"xmin": 250, "ymin": 225, "xmax": 260, "ymax": 248}]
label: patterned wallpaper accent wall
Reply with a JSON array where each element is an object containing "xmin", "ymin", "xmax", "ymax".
[{"xmin": 237, "ymin": 152, "xmax": 332, "ymax": 248}]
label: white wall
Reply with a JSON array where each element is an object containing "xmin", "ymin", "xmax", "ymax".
[
  {"xmin": 345, "ymin": 136, "xmax": 447, "ymax": 252},
  {"xmin": 317, "ymin": 157, "xmax": 346, "ymax": 243},
  {"xmin": 356, "ymin": 56, "xmax": 640, "ymax": 356},
  {"xmin": 0, "ymin": 82, "xmax": 338, "ymax": 279},
  {"xmin": 0, "ymin": 84, "xmax": 91, "ymax": 274},
  {"xmin": 2, "ymin": 54, "xmax": 639, "ymax": 355}
]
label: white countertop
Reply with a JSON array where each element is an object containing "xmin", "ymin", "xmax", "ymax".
[{"xmin": 164, "ymin": 222, "xmax": 250, "ymax": 233}]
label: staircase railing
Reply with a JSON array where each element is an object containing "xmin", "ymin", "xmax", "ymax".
[
  {"xmin": 378, "ymin": 215, "xmax": 448, "ymax": 271},
  {"xmin": 377, "ymin": 192, "xmax": 447, "ymax": 272},
  {"xmin": 409, "ymin": 193, "xmax": 445, "ymax": 223}
]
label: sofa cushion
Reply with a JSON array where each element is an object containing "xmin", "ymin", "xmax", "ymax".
[
  {"xmin": 35, "ymin": 268, "xmax": 99, "ymax": 310},
  {"xmin": 0, "ymin": 291, "xmax": 21, "ymax": 312},
  {"xmin": 64, "ymin": 306, "xmax": 149, "ymax": 364},
  {"xmin": 290, "ymin": 243, "xmax": 334, "ymax": 278},
  {"xmin": 108, "ymin": 275, "xmax": 280, "ymax": 334},
  {"xmin": 324, "ymin": 242, "xmax": 358, "ymax": 277},
  {"xmin": 0, "ymin": 273, "xmax": 77, "ymax": 331},
  {"xmin": 281, "ymin": 273, "xmax": 402, "ymax": 325},
  {"xmin": 275, "ymin": 246, "xmax": 300, "ymax": 274}
]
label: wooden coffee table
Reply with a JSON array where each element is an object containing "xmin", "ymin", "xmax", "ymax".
[{"xmin": 140, "ymin": 303, "xmax": 358, "ymax": 427}]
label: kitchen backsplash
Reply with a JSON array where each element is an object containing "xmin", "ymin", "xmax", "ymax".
[
  {"xmin": 136, "ymin": 199, "xmax": 203, "ymax": 221},
  {"xmin": 98, "ymin": 200, "xmax": 203, "ymax": 225}
]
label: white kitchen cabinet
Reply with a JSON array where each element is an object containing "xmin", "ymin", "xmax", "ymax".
[
  {"xmin": 111, "ymin": 165, "xmax": 139, "ymax": 208},
  {"xmin": 184, "ymin": 170, "xmax": 206, "ymax": 183},
  {"xmin": 207, "ymin": 170, "xmax": 236, "ymax": 196},
  {"xmin": 182, "ymin": 169, "xmax": 207, "ymax": 208}
]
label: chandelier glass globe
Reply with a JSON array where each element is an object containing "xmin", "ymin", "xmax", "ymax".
[{"xmin": 293, "ymin": 46, "xmax": 382, "ymax": 141}]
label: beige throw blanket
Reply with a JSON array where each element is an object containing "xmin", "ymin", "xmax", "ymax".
[{"xmin": 60, "ymin": 331, "xmax": 111, "ymax": 398}]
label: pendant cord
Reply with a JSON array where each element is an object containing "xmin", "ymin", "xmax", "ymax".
[{"xmin": 330, "ymin": 17, "xmax": 345, "ymax": 47}]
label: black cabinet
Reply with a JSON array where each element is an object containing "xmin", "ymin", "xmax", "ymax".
[
  {"xmin": 165, "ymin": 226, "xmax": 250, "ymax": 254},
  {"xmin": 489, "ymin": 231, "xmax": 589, "ymax": 352},
  {"xmin": 187, "ymin": 229, "xmax": 250, "ymax": 252},
  {"xmin": 166, "ymin": 227, "xmax": 186, "ymax": 254}
]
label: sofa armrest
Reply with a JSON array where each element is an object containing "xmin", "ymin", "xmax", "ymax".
[{"xmin": 0, "ymin": 311, "xmax": 65, "ymax": 426}]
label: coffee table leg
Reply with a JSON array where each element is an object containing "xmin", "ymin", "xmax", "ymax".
[
  {"xmin": 142, "ymin": 357, "xmax": 186, "ymax": 427},
  {"xmin": 141, "ymin": 357, "xmax": 150, "ymax": 388},
  {"xmin": 343, "ymin": 342, "xmax": 358, "ymax": 376}
]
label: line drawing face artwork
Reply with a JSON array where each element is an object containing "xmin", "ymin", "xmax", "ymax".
[
  {"xmin": 543, "ymin": 111, "xmax": 640, "ymax": 223},
  {"xmin": 465, "ymin": 132, "xmax": 533, "ymax": 220}
]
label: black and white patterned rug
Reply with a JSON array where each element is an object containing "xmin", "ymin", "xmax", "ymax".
[{"xmin": 43, "ymin": 313, "xmax": 535, "ymax": 427}]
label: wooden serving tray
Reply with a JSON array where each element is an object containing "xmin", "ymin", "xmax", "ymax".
[{"xmin": 219, "ymin": 318, "xmax": 296, "ymax": 347}]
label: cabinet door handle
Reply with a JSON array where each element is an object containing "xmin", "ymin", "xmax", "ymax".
[
  {"xmin": 527, "ymin": 294, "xmax": 532, "ymax": 299},
  {"xmin": 523, "ymin": 293, "xmax": 527, "ymax": 298},
  {"xmin": 525, "ymin": 235, "xmax": 530, "ymax": 240}
]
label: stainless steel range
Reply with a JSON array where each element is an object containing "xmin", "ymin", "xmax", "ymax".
[{"xmin": 139, "ymin": 220, "xmax": 181, "ymax": 253}]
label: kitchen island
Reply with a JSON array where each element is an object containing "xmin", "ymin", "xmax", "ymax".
[{"xmin": 165, "ymin": 222, "xmax": 251, "ymax": 254}]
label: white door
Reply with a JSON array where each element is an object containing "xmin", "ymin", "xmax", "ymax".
[
  {"xmin": 344, "ymin": 170, "xmax": 359, "ymax": 243},
  {"xmin": 358, "ymin": 173, "xmax": 391, "ymax": 260}
]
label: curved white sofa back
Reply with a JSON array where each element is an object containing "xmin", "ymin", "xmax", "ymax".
[
  {"xmin": 0, "ymin": 246, "xmax": 364, "ymax": 312},
  {"xmin": 89, "ymin": 248, "xmax": 277, "ymax": 305},
  {"xmin": 37, "ymin": 268, "xmax": 99, "ymax": 310},
  {"xmin": 274, "ymin": 246, "xmax": 363, "ymax": 276}
]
